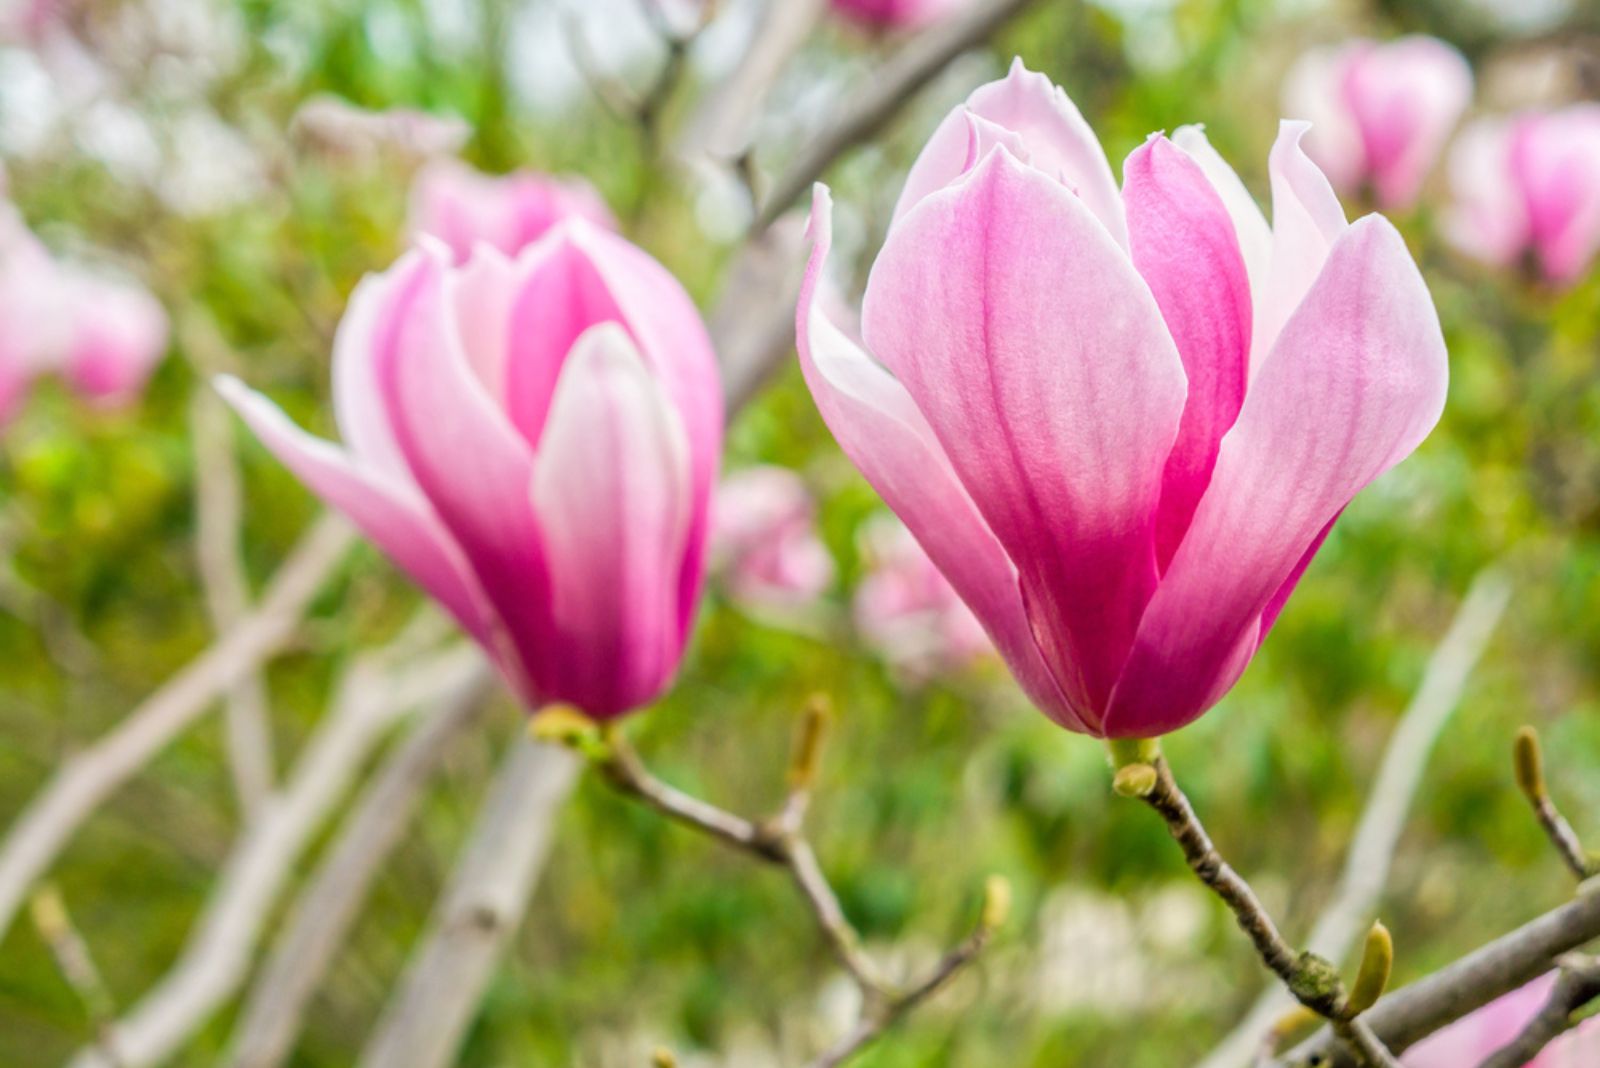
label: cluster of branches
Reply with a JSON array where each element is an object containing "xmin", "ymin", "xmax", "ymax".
[{"xmin": 6, "ymin": 2, "xmax": 1600, "ymax": 1067}]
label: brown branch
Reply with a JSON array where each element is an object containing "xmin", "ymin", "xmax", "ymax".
[
  {"xmin": 1117, "ymin": 752, "xmax": 1400, "ymax": 1067},
  {"xmin": 1475, "ymin": 955, "xmax": 1600, "ymax": 1068},
  {"xmin": 547, "ymin": 710, "xmax": 1004, "ymax": 1068},
  {"xmin": 1198, "ymin": 567, "xmax": 1511, "ymax": 1068},
  {"xmin": 1282, "ymin": 890, "xmax": 1600, "ymax": 1067},
  {"xmin": 1514, "ymin": 726, "xmax": 1594, "ymax": 881}
]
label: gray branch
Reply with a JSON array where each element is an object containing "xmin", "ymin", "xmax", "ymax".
[
  {"xmin": 0, "ymin": 514, "xmax": 354, "ymax": 944},
  {"xmin": 222, "ymin": 669, "xmax": 495, "ymax": 1068},
  {"xmin": 1200, "ymin": 568, "xmax": 1511, "ymax": 1068},
  {"xmin": 354, "ymin": 736, "xmax": 581, "ymax": 1068}
]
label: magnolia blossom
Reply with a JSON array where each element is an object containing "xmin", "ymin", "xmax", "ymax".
[
  {"xmin": 796, "ymin": 60, "xmax": 1448, "ymax": 738},
  {"xmin": 854, "ymin": 514, "xmax": 990, "ymax": 676},
  {"xmin": 408, "ymin": 159, "xmax": 617, "ymax": 263},
  {"xmin": 1404, "ymin": 973, "xmax": 1600, "ymax": 1067},
  {"xmin": 222, "ymin": 220, "xmax": 723, "ymax": 718},
  {"xmin": 0, "ymin": 203, "xmax": 168, "ymax": 422},
  {"xmin": 1283, "ymin": 36, "xmax": 1472, "ymax": 210},
  {"xmin": 712, "ymin": 466, "xmax": 835, "ymax": 612},
  {"xmin": 829, "ymin": 0, "xmax": 973, "ymax": 30},
  {"xmin": 1445, "ymin": 106, "xmax": 1600, "ymax": 286}
]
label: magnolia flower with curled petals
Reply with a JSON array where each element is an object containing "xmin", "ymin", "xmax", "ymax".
[
  {"xmin": 829, "ymin": 0, "xmax": 973, "ymax": 30},
  {"xmin": 795, "ymin": 59, "xmax": 1449, "ymax": 739},
  {"xmin": 854, "ymin": 514, "xmax": 991, "ymax": 678},
  {"xmin": 712, "ymin": 465, "xmax": 835, "ymax": 613},
  {"xmin": 221, "ymin": 220, "xmax": 723, "ymax": 719},
  {"xmin": 408, "ymin": 159, "xmax": 617, "ymax": 263},
  {"xmin": 1403, "ymin": 972, "xmax": 1600, "ymax": 1067},
  {"xmin": 1283, "ymin": 36, "xmax": 1473, "ymax": 211},
  {"xmin": 1445, "ymin": 106, "xmax": 1600, "ymax": 287}
]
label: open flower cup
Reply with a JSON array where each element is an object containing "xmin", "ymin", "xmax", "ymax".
[{"xmin": 796, "ymin": 60, "xmax": 1449, "ymax": 740}]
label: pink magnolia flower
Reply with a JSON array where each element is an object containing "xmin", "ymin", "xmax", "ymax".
[
  {"xmin": 0, "ymin": 204, "xmax": 168, "ymax": 422},
  {"xmin": 1445, "ymin": 106, "xmax": 1600, "ymax": 286},
  {"xmin": 854, "ymin": 514, "xmax": 991, "ymax": 676},
  {"xmin": 1283, "ymin": 36, "xmax": 1473, "ymax": 210},
  {"xmin": 712, "ymin": 465, "xmax": 835, "ymax": 612},
  {"xmin": 829, "ymin": 0, "xmax": 972, "ymax": 31},
  {"xmin": 54, "ymin": 266, "xmax": 170, "ymax": 407},
  {"xmin": 796, "ymin": 59, "xmax": 1448, "ymax": 738},
  {"xmin": 1404, "ymin": 972, "xmax": 1600, "ymax": 1067},
  {"xmin": 408, "ymin": 159, "xmax": 617, "ymax": 263},
  {"xmin": 220, "ymin": 221, "xmax": 723, "ymax": 719}
]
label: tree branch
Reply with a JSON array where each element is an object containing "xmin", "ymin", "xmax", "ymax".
[
  {"xmin": 1513, "ymin": 726, "xmax": 1594, "ymax": 882},
  {"xmin": 354, "ymin": 735, "xmax": 581, "ymax": 1068},
  {"xmin": 0, "ymin": 513, "xmax": 354, "ymax": 943},
  {"xmin": 1198, "ymin": 568, "xmax": 1511, "ymax": 1068},
  {"xmin": 1282, "ymin": 890, "xmax": 1600, "ymax": 1067},
  {"xmin": 1475, "ymin": 955, "xmax": 1600, "ymax": 1068},
  {"xmin": 752, "ymin": 0, "xmax": 1041, "ymax": 231},
  {"xmin": 64, "ymin": 640, "xmax": 484, "ymax": 1068},
  {"xmin": 190, "ymin": 383, "xmax": 277, "ymax": 823},
  {"xmin": 1115, "ymin": 751, "xmax": 1400, "ymax": 1067},
  {"xmin": 539, "ymin": 710, "xmax": 1006, "ymax": 1068},
  {"xmin": 222, "ymin": 668, "xmax": 496, "ymax": 1068}
]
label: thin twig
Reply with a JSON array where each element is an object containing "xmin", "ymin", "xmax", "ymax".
[
  {"xmin": 0, "ymin": 513, "xmax": 354, "ymax": 944},
  {"xmin": 558, "ymin": 713, "xmax": 1004, "ymax": 1068},
  {"xmin": 1119, "ymin": 755, "xmax": 1399, "ymax": 1067},
  {"xmin": 1282, "ymin": 889, "xmax": 1600, "ymax": 1067},
  {"xmin": 31, "ymin": 884, "xmax": 125, "ymax": 1068},
  {"xmin": 752, "ymin": 0, "xmax": 1042, "ymax": 231},
  {"xmin": 223, "ymin": 669, "xmax": 496, "ymax": 1068},
  {"xmin": 1514, "ymin": 726, "xmax": 1594, "ymax": 881},
  {"xmin": 354, "ymin": 734, "xmax": 580, "ymax": 1068},
  {"xmin": 64, "ymin": 641, "xmax": 485, "ymax": 1068},
  {"xmin": 1199, "ymin": 568, "xmax": 1511, "ymax": 1068},
  {"xmin": 191, "ymin": 384, "xmax": 277, "ymax": 823},
  {"xmin": 1475, "ymin": 955, "xmax": 1600, "ymax": 1068}
]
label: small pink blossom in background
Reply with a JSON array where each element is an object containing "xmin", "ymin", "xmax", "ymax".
[
  {"xmin": 1283, "ymin": 36, "xmax": 1473, "ymax": 210},
  {"xmin": 221, "ymin": 218, "xmax": 723, "ymax": 720},
  {"xmin": 854, "ymin": 514, "xmax": 990, "ymax": 677},
  {"xmin": 1445, "ymin": 106, "xmax": 1600, "ymax": 286},
  {"xmin": 408, "ymin": 159, "xmax": 617, "ymax": 263},
  {"xmin": 828, "ymin": 0, "xmax": 973, "ymax": 31},
  {"xmin": 53, "ymin": 267, "xmax": 170, "ymax": 407},
  {"xmin": 796, "ymin": 59, "xmax": 1448, "ymax": 738},
  {"xmin": 291, "ymin": 95, "xmax": 471, "ymax": 164},
  {"xmin": 0, "ymin": 202, "xmax": 168, "ymax": 423},
  {"xmin": 1404, "ymin": 972, "xmax": 1600, "ymax": 1067},
  {"xmin": 712, "ymin": 465, "xmax": 835, "ymax": 613}
]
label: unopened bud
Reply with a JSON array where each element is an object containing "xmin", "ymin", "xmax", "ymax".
[
  {"xmin": 1344, "ymin": 921, "xmax": 1393, "ymax": 1018},
  {"xmin": 1514, "ymin": 726, "xmax": 1545, "ymax": 801},
  {"xmin": 982, "ymin": 875, "xmax": 1013, "ymax": 931}
]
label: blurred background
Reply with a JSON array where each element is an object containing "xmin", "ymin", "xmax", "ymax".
[{"xmin": 1, "ymin": 0, "xmax": 1599, "ymax": 1065}]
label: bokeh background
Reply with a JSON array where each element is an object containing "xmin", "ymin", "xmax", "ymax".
[{"xmin": 2, "ymin": 0, "xmax": 1600, "ymax": 1065}]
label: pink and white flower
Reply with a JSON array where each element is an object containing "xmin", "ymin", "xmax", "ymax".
[{"xmin": 796, "ymin": 59, "xmax": 1448, "ymax": 738}]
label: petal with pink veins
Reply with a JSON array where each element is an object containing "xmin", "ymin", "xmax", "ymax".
[
  {"xmin": 1106, "ymin": 215, "xmax": 1447, "ymax": 738},
  {"xmin": 863, "ymin": 148, "xmax": 1186, "ymax": 718},
  {"xmin": 795, "ymin": 185, "xmax": 1082, "ymax": 730}
]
